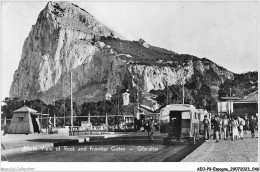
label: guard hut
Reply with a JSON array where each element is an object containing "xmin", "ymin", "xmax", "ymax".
[{"xmin": 8, "ymin": 106, "xmax": 41, "ymax": 134}]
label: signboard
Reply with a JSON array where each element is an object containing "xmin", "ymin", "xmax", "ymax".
[
  {"xmin": 122, "ymin": 92, "xmax": 130, "ymax": 106},
  {"xmin": 81, "ymin": 121, "xmax": 92, "ymax": 130},
  {"xmin": 218, "ymin": 101, "xmax": 233, "ymax": 113}
]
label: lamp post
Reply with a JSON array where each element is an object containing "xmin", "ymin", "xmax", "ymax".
[
  {"xmin": 117, "ymin": 85, "xmax": 119, "ymax": 116},
  {"xmin": 88, "ymin": 110, "xmax": 90, "ymax": 124},
  {"xmin": 166, "ymin": 81, "xmax": 168, "ymax": 105},
  {"xmin": 229, "ymin": 88, "xmax": 232, "ymax": 118},
  {"xmin": 182, "ymin": 76, "xmax": 185, "ymax": 104},
  {"xmin": 46, "ymin": 108, "xmax": 49, "ymax": 134},
  {"xmin": 40, "ymin": 101, "xmax": 43, "ymax": 132},
  {"xmin": 53, "ymin": 98, "xmax": 56, "ymax": 128},
  {"xmin": 181, "ymin": 71, "xmax": 185, "ymax": 104},
  {"xmin": 63, "ymin": 97, "xmax": 66, "ymax": 127},
  {"xmin": 70, "ymin": 71, "xmax": 74, "ymax": 135}
]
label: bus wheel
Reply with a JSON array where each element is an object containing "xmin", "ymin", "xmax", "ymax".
[{"xmin": 163, "ymin": 138, "xmax": 170, "ymax": 145}]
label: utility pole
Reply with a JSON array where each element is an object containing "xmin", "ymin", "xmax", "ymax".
[
  {"xmin": 166, "ymin": 82, "xmax": 168, "ymax": 105},
  {"xmin": 40, "ymin": 101, "xmax": 43, "ymax": 132},
  {"xmin": 133, "ymin": 89, "xmax": 135, "ymax": 117},
  {"xmin": 137, "ymin": 79, "xmax": 140, "ymax": 111},
  {"xmin": 133, "ymin": 89, "xmax": 137, "ymax": 131},
  {"xmin": 182, "ymin": 75, "xmax": 185, "ymax": 104},
  {"xmin": 229, "ymin": 88, "xmax": 232, "ymax": 118},
  {"xmin": 47, "ymin": 108, "xmax": 49, "ymax": 134},
  {"xmin": 63, "ymin": 97, "xmax": 65, "ymax": 127},
  {"xmin": 117, "ymin": 85, "xmax": 119, "ymax": 116},
  {"xmin": 136, "ymin": 80, "xmax": 140, "ymax": 132},
  {"xmin": 61, "ymin": 73, "xmax": 65, "ymax": 127},
  {"xmin": 70, "ymin": 71, "xmax": 73, "ymax": 135},
  {"xmin": 53, "ymin": 99, "xmax": 56, "ymax": 128}
]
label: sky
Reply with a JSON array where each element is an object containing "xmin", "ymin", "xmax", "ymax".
[{"xmin": 1, "ymin": 1, "xmax": 258, "ymax": 100}]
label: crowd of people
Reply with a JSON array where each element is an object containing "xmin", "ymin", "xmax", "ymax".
[{"xmin": 201, "ymin": 114, "xmax": 258, "ymax": 143}]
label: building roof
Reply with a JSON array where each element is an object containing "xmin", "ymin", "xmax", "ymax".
[
  {"xmin": 241, "ymin": 90, "xmax": 258, "ymax": 102},
  {"xmin": 198, "ymin": 109, "xmax": 209, "ymax": 114},
  {"xmin": 162, "ymin": 104, "xmax": 198, "ymax": 112},
  {"xmin": 139, "ymin": 106, "xmax": 159, "ymax": 115},
  {"xmin": 220, "ymin": 97, "xmax": 241, "ymax": 101},
  {"xmin": 13, "ymin": 106, "xmax": 38, "ymax": 113},
  {"xmin": 233, "ymin": 90, "xmax": 258, "ymax": 104},
  {"xmin": 140, "ymin": 104, "xmax": 155, "ymax": 112}
]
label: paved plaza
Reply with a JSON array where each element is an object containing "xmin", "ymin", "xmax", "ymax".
[{"xmin": 182, "ymin": 132, "xmax": 258, "ymax": 162}]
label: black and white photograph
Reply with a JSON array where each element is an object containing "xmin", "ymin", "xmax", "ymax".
[{"xmin": 1, "ymin": 0, "xmax": 259, "ymax": 171}]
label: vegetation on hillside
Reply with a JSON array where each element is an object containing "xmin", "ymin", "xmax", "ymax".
[
  {"xmin": 218, "ymin": 71, "xmax": 258, "ymax": 98},
  {"xmin": 150, "ymin": 78, "xmax": 217, "ymax": 111},
  {"xmin": 101, "ymin": 37, "xmax": 198, "ymax": 67}
]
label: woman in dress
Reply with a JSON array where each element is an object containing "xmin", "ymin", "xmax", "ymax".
[{"xmin": 231, "ymin": 116, "xmax": 239, "ymax": 141}]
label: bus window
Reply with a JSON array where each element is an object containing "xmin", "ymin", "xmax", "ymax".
[{"xmin": 182, "ymin": 112, "xmax": 190, "ymax": 119}]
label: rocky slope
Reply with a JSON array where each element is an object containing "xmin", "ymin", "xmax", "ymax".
[{"xmin": 10, "ymin": 1, "xmax": 235, "ymax": 106}]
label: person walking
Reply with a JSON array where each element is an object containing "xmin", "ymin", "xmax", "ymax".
[
  {"xmin": 237, "ymin": 116, "xmax": 245, "ymax": 139},
  {"xmin": 231, "ymin": 117, "xmax": 239, "ymax": 141},
  {"xmin": 254, "ymin": 116, "xmax": 258, "ymax": 133},
  {"xmin": 219, "ymin": 117, "xmax": 223, "ymax": 139},
  {"xmin": 211, "ymin": 116, "xmax": 216, "ymax": 140},
  {"xmin": 212, "ymin": 115, "xmax": 221, "ymax": 143},
  {"xmin": 249, "ymin": 116, "xmax": 256, "ymax": 137},
  {"xmin": 244, "ymin": 115, "xmax": 249, "ymax": 134},
  {"xmin": 222, "ymin": 115, "xmax": 229, "ymax": 140},
  {"xmin": 147, "ymin": 118, "xmax": 155, "ymax": 140},
  {"xmin": 228, "ymin": 117, "xmax": 233, "ymax": 137},
  {"xmin": 200, "ymin": 115, "xmax": 210, "ymax": 140},
  {"xmin": 48, "ymin": 118, "xmax": 53, "ymax": 134}
]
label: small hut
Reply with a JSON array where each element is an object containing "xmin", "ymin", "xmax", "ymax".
[{"xmin": 8, "ymin": 106, "xmax": 41, "ymax": 134}]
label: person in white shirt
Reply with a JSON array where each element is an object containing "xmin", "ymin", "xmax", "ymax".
[
  {"xmin": 222, "ymin": 115, "xmax": 229, "ymax": 140},
  {"xmin": 122, "ymin": 90, "xmax": 130, "ymax": 106},
  {"xmin": 237, "ymin": 116, "xmax": 245, "ymax": 139},
  {"xmin": 231, "ymin": 117, "xmax": 239, "ymax": 141}
]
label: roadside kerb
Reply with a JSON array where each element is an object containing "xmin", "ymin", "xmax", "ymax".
[{"xmin": 1, "ymin": 143, "xmax": 54, "ymax": 156}]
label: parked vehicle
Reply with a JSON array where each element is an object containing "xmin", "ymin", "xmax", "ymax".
[{"xmin": 159, "ymin": 104, "xmax": 200, "ymax": 145}]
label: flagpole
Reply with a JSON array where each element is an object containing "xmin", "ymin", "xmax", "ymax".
[
  {"xmin": 182, "ymin": 75, "xmax": 184, "ymax": 104},
  {"xmin": 70, "ymin": 71, "xmax": 73, "ymax": 135}
]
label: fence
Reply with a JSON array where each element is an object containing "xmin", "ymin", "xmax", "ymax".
[
  {"xmin": 1, "ymin": 115, "xmax": 159, "ymax": 133},
  {"xmin": 1, "ymin": 115, "xmax": 126, "ymax": 128},
  {"xmin": 1, "ymin": 118, "xmax": 11, "ymax": 130}
]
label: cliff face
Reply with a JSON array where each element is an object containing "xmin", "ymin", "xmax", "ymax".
[
  {"xmin": 10, "ymin": 1, "xmax": 121, "ymax": 104},
  {"xmin": 10, "ymin": 1, "xmax": 234, "ymax": 105}
]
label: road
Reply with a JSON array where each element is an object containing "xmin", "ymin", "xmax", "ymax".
[{"xmin": 4, "ymin": 131, "xmax": 202, "ymax": 162}]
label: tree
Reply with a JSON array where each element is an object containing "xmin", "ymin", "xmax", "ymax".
[
  {"xmin": 218, "ymin": 72, "xmax": 258, "ymax": 99},
  {"xmin": 155, "ymin": 91, "xmax": 167, "ymax": 107},
  {"xmin": 1, "ymin": 98, "xmax": 24, "ymax": 119}
]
